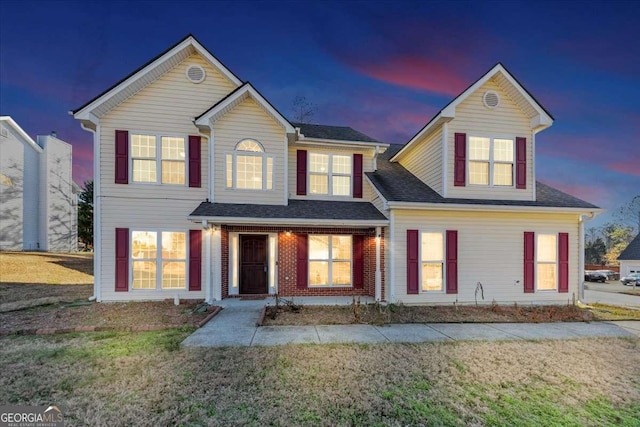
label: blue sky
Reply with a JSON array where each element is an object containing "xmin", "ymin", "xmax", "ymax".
[{"xmin": 1, "ymin": 0, "xmax": 638, "ymax": 227}]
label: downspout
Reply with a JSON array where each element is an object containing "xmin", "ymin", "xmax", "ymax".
[
  {"xmin": 203, "ymin": 220, "xmax": 213, "ymax": 304},
  {"xmin": 80, "ymin": 121, "xmax": 100, "ymax": 302},
  {"xmin": 579, "ymin": 212, "xmax": 596, "ymax": 302},
  {"xmin": 375, "ymin": 226, "xmax": 382, "ymax": 301}
]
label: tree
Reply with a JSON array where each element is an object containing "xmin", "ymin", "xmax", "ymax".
[
  {"xmin": 614, "ymin": 195, "xmax": 640, "ymax": 234},
  {"xmin": 601, "ymin": 222, "xmax": 634, "ymax": 266},
  {"xmin": 585, "ymin": 237, "xmax": 606, "ymax": 265},
  {"xmin": 291, "ymin": 96, "xmax": 316, "ymax": 124},
  {"xmin": 77, "ymin": 180, "xmax": 93, "ymax": 249}
]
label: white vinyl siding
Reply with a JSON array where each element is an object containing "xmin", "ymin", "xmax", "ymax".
[
  {"xmin": 399, "ymin": 127, "xmax": 443, "ymax": 195},
  {"xmin": 308, "ymin": 235, "xmax": 352, "ymax": 287},
  {"xmin": 446, "ymin": 78, "xmax": 534, "ymax": 200},
  {"xmin": 390, "ymin": 210, "xmax": 579, "ymax": 304},
  {"xmin": 213, "ymin": 97, "xmax": 286, "ymax": 204},
  {"xmin": 97, "ymin": 52, "xmax": 229, "ymax": 300}
]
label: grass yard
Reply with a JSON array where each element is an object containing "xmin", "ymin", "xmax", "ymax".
[
  {"xmin": 0, "ymin": 331, "xmax": 638, "ymax": 426},
  {"xmin": 0, "ymin": 251, "xmax": 93, "ymax": 303}
]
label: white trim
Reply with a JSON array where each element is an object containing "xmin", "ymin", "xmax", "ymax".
[
  {"xmin": 466, "ymin": 134, "xmax": 516, "ymax": 188},
  {"xmin": 224, "ymin": 140, "xmax": 275, "ymax": 191},
  {"xmin": 204, "ymin": 226, "xmax": 212, "ymax": 304},
  {"xmin": 229, "ymin": 232, "xmax": 277, "ymax": 294},
  {"xmin": 129, "ymin": 229, "xmax": 189, "ymax": 291},
  {"xmin": 419, "ymin": 230, "xmax": 446, "ymax": 294},
  {"xmin": 531, "ymin": 132, "xmax": 536, "ymax": 201},
  {"xmin": 0, "ymin": 116, "xmax": 43, "ymax": 153},
  {"xmin": 364, "ymin": 175, "xmax": 390, "ymax": 212},
  {"xmin": 387, "ymin": 201, "xmax": 603, "ymax": 215},
  {"xmin": 296, "ymin": 137, "xmax": 389, "ymax": 150},
  {"xmin": 308, "ymin": 234, "xmax": 353, "ymax": 288},
  {"xmin": 188, "ymin": 216, "xmax": 389, "ymax": 227},
  {"xmin": 389, "ymin": 210, "xmax": 396, "ymax": 303},
  {"xmin": 73, "ymin": 36, "xmax": 241, "ymax": 122},
  {"xmin": 390, "ymin": 64, "xmax": 553, "ymax": 162},
  {"xmin": 128, "ymin": 131, "xmax": 188, "ymax": 186},
  {"xmin": 442, "ymin": 122, "xmax": 448, "ymax": 197},
  {"xmin": 195, "ymin": 83, "xmax": 295, "ymax": 133},
  {"xmin": 229, "ymin": 233, "xmax": 239, "ymax": 295},
  {"xmin": 185, "ymin": 64, "xmax": 206, "ymax": 84},
  {"xmin": 482, "ymin": 90, "xmax": 501, "ymax": 109},
  {"xmin": 80, "ymin": 121, "xmax": 100, "ymax": 301},
  {"xmin": 534, "ymin": 233, "xmax": 559, "ymax": 292},
  {"xmin": 213, "ymin": 227, "xmax": 222, "ymax": 300},
  {"xmin": 307, "ymin": 152, "xmax": 352, "ymax": 197}
]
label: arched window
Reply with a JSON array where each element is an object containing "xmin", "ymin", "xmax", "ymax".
[{"xmin": 226, "ymin": 139, "xmax": 273, "ymax": 190}]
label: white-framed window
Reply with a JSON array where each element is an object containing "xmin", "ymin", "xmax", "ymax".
[
  {"xmin": 421, "ymin": 232, "xmax": 444, "ymax": 292},
  {"xmin": 537, "ymin": 234, "xmax": 557, "ymax": 291},
  {"xmin": 131, "ymin": 230, "xmax": 187, "ymax": 290},
  {"xmin": 131, "ymin": 134, "xmax": 186, "ymax": 185},
  {"xmin": 308, "ymin": 235, "xmax": 352, "ymax": 287},
  {"xmin": 468, "ymin": 136, "xmax": 514, "ymax": 186},
  {"xmin": 309, "ymin": 153, "xmax": 351, "ymax": 196},
  {"xmin": 225, "ymin": 139, "xmax": 273, "ymax": 190}
]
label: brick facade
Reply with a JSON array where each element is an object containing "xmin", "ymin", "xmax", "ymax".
[{"xmin": 220, "ymin": 225, "xmax": 384, "ymax": 299}]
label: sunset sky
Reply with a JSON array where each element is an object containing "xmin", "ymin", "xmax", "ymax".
[{"xmin": 1, "ymin": 0, "xmax": 638, "ymax": 227}]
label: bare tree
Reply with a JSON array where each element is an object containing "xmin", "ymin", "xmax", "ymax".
[
  {"xmin": 291, "ymin": 96, "xmax": 316, "ymax": 124},
  {"xmin": 614, "ymin": 195, "xmax": 640, "ymax": 234}
]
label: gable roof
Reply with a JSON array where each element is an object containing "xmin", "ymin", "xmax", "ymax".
[
  {"xmin": 293, "ymin": 122, "xmax": 382, "ymax": 144},
  {"xmin": 619, "ymin": 234, "xmax": 640, "ymax": 260},
  {"xmin": 367, "ymin": 144, "xmax": 599, "ymax": 211},
  {"xmin": 390, "ymin": 62, "xmax": 554, "ymax": 162},
  {"xmin": 194, "ymin": 82, "xmax": 295, "ymax": 133},
  {"xmin": 72, "ymin": 34, "xmax": 242, "ymax": 123},
  {"xmin": 0, "ymin": 116, "xmax": 43, "ymax": 153}
]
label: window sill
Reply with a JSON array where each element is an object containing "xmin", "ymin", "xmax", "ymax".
[{"xmin": 308, "ymin": 285, "xmax": 353, "ymax": 289}]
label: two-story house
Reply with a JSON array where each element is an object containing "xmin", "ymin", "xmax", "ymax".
[{"xmin": 72, "ymin": 35, "xmax": 600, "ymax": 304}]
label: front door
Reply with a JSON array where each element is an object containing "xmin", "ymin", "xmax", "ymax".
[{"xmin": 240, "ymin": 235, "xmax": 268, "ymax": 294}]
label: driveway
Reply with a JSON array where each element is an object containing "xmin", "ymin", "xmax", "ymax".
[{"xmin": 584, "ymin": 288, "xmax": 640, "ymax": 309}]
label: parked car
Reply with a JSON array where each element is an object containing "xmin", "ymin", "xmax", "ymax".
[
  {"xmin": 597, "ymin": 270, "xmax": 620, "ymax": 281},
  {"xmin": 621, "ymin": 273, "xmax": 640, "ymax": 286},
  {"xmin": 585, "ymin": 271, "xmax": 607, "ymax": 282}
]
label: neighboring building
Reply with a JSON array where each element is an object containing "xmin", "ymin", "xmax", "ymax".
[
  {"xmin": 0, "ymin": 117, "xmax": 78, "ymax": 251},
  {"xmin": 618, "ymin": 234, "xmax": 640, "ymax": 277},
  {"xmin": 72, "ymin": 35, "xmax": 600, "ymax": 303}
]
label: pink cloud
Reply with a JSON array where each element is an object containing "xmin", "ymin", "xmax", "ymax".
[
  {"xmin": 345, "ymin": 56, "xmax": 468, "ymax": 96},
  {"xmin": 608, "ymin": 160, "xmax": 640, "ymax": 177}
]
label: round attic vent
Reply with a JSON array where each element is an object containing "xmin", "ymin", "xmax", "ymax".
[
  {"xmin": 186, "ymin": 64, "xmax": 206, "ymax": 83},
  {"xmin": 483, "ymin": 90, "xmax": 500, "ymax": 109}
]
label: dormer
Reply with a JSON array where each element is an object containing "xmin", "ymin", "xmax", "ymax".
[{"xmin": 390, "ymin": 63, "xmax": 553, "ymax": 202}]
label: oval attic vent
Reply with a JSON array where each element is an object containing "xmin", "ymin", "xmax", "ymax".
[
  {"xmin": 483, "ymin": 90, "xmax": 500, "ymax": 109},
  {"xmin": 186, "ymin": 65, "xmax": 206, "ymax": 83}
]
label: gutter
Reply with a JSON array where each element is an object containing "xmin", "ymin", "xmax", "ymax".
[
  {"xmin": 386, "ymin": 201, "xmax": 604, "ymax": 215},
  {"xmin": 187, "ymin": 216, "xmax": 389, "ymax": 227}
]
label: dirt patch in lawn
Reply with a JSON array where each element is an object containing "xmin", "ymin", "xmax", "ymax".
[
  {"xmin": 0, "ymin": 301, "xmax": 210, "ymax": 331},
  {"xmin": 0, "ymin": 252, "xmax": 93, "ymax": 303},
  {"xmin": 0, "ymin": 332, "xmax": 638, "ymax": 426},
  {"xmin": 263, "ymin": 302, "xmax": 596, "ymax": 326}
]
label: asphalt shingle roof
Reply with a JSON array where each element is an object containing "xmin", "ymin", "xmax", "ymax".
[
  {"xmin": 366, "ymin": 144, "xmax": 599, "ymax": 209},
  {"xmin": 189, "ymin": 199, "xmax": 388, "ymax": 222},
  {"xmin": 619, "ymin": 234, "xmax": 640, "ymax": 260},
  {"xmin": 292, "ymin": 122, "xmax": 380, "ymax": 143}
]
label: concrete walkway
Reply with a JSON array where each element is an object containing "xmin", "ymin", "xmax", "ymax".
[
  {"xmin": 182, "ymin": 300, "xmax": 639, "ymax": 347},
  {"xmin": 584, "ymin": 289, "xmax": 640, "ymax": 309}
]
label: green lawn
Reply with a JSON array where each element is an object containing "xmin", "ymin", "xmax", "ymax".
[{"xmin": 1, "ymin": 330, "xmax": 638, "ymax": 426}]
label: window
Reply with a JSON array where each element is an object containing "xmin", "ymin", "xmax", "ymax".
[
  {"xmin": 468, "ymin": 136, "xmax": 514, "ymax": 186},
  {"xmin": 537, "ymin": 234, "xmax": 557, "ymax": 290},
  {"xmin": 131, "ymin": 134, "xmax": 186, "ymax": 184},
  {"xmin": 309, "ymin": 153, "xmax": 351, "ymax": 196},
  {"xmin": 421, "ymin": 232, "xmax": 444, "ymax": 292},
  {"xmin": 308, "ymin": 235, "xmax": 352, "ymax": 287},
  {"xmin": 132, "ymin": 231, "xmax": 187, "ymax": 290},
  {"xmin": 225, "ymin": 139, "xmax": 273, "ymax": 190}
]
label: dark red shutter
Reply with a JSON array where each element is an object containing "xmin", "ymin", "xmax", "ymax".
[
  {"xmin": 115, "ymin": 228, "xmax": 129, "ymax": 292},
  {"xmin": 296, "ymin": 150, "xmax": 307, "ymax": 195},
  {"xmin": 516, "ymin": 137, "xmax": 526, "ymax": 189},
  {"xmin": 189, "ymin": 230, "xmax": 202, "ymax": 291},
  {"xmin": 353, "ymin": 235, "xmax": 364, "ymax": 288},
  {"xmin": 296, "ymin": 234, "xmax": 308, "ymax": 289},
  {"xmin": 558, "ymin": 232, "xmax": 569, "ymax": 293},
  {"xmin": 188, "ymin": 135, "xmax": 201, "ymax": 188},
  {"xmin": 524, "ymin": 232, "xmax": 535, "ymax": 293},
  {"xmin": 446, "ymin": 230, "xmax": 458, "ymax": 294},
  {"xmin": 454, "ymin": 133, "xmax": 466, "ymax": 186},
  {"xmin": 353, "ymin": 154, "xmax": 363, "ymax": 198},
  {"xmin": 115, "ymin": 130, "xmax": 128, "ymax": 184},
  {"xmin": 407, "ymin": 230, "xmax": 419, "ymax": 294}
]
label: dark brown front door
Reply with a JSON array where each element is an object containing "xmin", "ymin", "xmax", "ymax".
[{"xmin": 240, "ymin": 235, "xmax": 268, "ymax": 294}]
